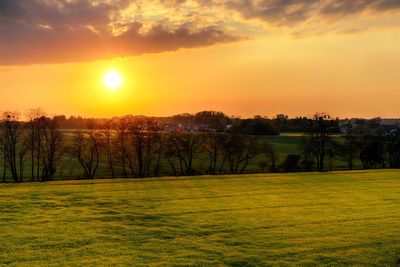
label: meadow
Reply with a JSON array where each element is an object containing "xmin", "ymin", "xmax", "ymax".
[{"xmin": 1, "ymin": 170, "xmax": 400, "ymax": 266}]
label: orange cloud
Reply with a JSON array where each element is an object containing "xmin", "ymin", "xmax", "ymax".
[{"xmin": 1, "ymin": 0, "xmax": 400, "ymax": 65}]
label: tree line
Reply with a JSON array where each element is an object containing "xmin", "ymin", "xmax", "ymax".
[
  {"xmin": 51, "ymin": 111, "xmax": 340, "ymax": 135},
  {"xmin": 0, "ymin": 111, "xmax": 399, "ymax": 183},
  {"xmin": 284, "ymin": 113, "xmax": 400, "ymax": 172},
  {"xmin": 0, "ymin": 111, "xmax": 277, "ymax": 182}
]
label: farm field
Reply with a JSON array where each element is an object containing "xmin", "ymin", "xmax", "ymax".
[{"xmin": 1, "ymin": 170, "xmax": 400, "ymax": 265}]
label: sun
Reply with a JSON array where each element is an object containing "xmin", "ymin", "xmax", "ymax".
[{"xmin": 103, "ymin": 70, "xmax": 122, "ymax": 90}]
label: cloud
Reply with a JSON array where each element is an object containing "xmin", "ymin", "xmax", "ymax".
[
  {"xmin": 370, "ymin": 0, "xmax": 400, "ymax": 11},
  {"xmin": 0, "ymin": 0, "xmax": 400, "ymax": 65},
  {"xmin": 225, "ymin": 0, "xmax": 400, "ymax": 25},
  {"xmin": 224, "ymin": 0, "xmax": 320, "ymax": 26},
  {"xmin": 0, "ymin": 18, "xmax": 239, "ymax": 65},
  {"xmin": 0, "ymin": 0, "xmax": 240, "ymax": 65}
]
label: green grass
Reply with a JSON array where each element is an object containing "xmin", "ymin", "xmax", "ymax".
[
  {"xmin": 1, "ymin": 170, "xmax": 400, "ymax": 266},
  {"xmin": 259, "ymin": 134, "xmax": 302, "ymax": 159}
]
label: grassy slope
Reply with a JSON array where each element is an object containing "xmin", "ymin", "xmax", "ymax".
[{"xmin": 1, "ymin": 170, "xmax": 400, "ymax": 266}]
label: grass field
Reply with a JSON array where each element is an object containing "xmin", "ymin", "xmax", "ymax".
[{"xmin": 1, "ymin": 170, "xmax": 400, "ymax": 266}]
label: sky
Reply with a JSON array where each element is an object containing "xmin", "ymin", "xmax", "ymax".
[{"xmin": 0, "ymin": 0, "xmax": 400, "ymax": 118}]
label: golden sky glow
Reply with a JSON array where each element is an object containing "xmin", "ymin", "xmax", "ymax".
[{"xmin": 1, "ymin": 1, "xmax": 400, "ymax": 118}]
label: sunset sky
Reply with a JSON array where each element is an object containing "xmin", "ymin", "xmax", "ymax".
[{"xmin": 1, "ymin": 0, "xmax": 400, "ymax": 118}]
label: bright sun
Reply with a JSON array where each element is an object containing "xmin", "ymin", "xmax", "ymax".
[{"xmin": 103, "ymin": 70, "xmax": 122, "ymax": 90}]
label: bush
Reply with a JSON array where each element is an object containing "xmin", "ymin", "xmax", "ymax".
[{"xmin": 282, "ymin": 154, "xmax": 301, "ymax": 172}]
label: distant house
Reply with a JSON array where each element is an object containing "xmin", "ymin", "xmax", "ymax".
[
  {"xmin": 385, "ymin": 129, "xmax": 399, "ymax": 137},
  {"xmin": 339, "ymin": 125, "xmax": 350, "ymax": 134}
]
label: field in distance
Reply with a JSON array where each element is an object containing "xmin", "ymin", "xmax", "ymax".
[
  {"xmin": 28, "ymin": 131, "xmax": 354, "ymax": 180},
  {"xmin": 1, "ymin": 170, "xmax": 400, "ymax": 266}
]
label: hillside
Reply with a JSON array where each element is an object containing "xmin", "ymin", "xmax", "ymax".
[{"xmin": 1, "ymin": 170, "xmax": 400, "ymax": 265}]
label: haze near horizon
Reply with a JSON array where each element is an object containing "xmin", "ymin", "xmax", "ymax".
[{"xmin": 1, "ymin": 0, "xmax": 400, "ymax": 118}]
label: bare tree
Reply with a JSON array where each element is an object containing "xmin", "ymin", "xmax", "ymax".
[
  {"xmin": 306, "ymin": 113, "xmax": 335, "ymax": 172},
  {"xmin": 115, "ymin": 119, "xmax": 130, "ymax": 177},
  {"xmin": 336, "ymin": 133, "xmax": 361, "ymax": 170},
  {"xmin": 35, "ymin": 117, "xmax": 48, "ymax": 180},
  {"xmin": 102, "ymin": 121, "xmax": 116, "ymax": 178},
  {"xmin": 152, "ymin": 135, "xmax": 164, "ymax": 177},
  {"xmin": 164, "ymin": 132, "xmax": 200, "ymax": 176},
  {"xmin": 126, "ymin": 120, "xmax": 162, "ymax": 178},
  {"xmin": 72, "ymin": 128, "xmax": 102, "ymax": 179},
  {"xmin": 18, "ymin": 136, "xmax": 29, "ymax": 181},
  {"xmin": 202, "ymin": 132, "xmax": 226, "ymax": 174},
  {"xmin": 0, "ymin": 112, "xmax": 25, "ymax": 182},
  {"xmin": 222, "ymin": 134, "xmax": 261, "ymax": 174},
  {"xmin": 40, "ymin": 118, "xmax": 64, "ymax": 181},
  {"xmin": 25, "ymin": 108, "xmax": 45, "ymax": 181},
  {"xmin": 299, "ymin": 136, "xmax": 315, "ymax": 171}
]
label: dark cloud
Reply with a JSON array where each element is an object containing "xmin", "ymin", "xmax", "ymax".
[
  {"xmin": 319, "ymin": 0, "xmax": 376, "ymax": 17},
  {"xmin": 1, "ymin": 0, "xmax": 400, "ymax": 65},
  {"xmin": 0, "ymin": 0, "xmax": 239, "ymax": 65},
  {"xmin": 0, "ymin": 21, "xmax": 239, "ymax": 65},
  {"xmin": 225, "ymin": 0, "xmax": 400, "ymax": 24},
  {"xmin": 225, "ymin": 0, "xmax": 320, "ymax": 26},
  {"xmin": 371, "ymin": 0, "xmax": 400, "ymax": 11}
]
